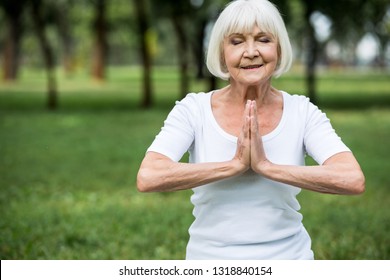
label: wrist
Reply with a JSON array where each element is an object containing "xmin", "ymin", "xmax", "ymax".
[
  {"xmin": 252, "ymin": 159, "xmax": 273, "ymax": 177},
  {"xmin": 230, "ymin": 158, "xmax": 250, "ymax": 176}
]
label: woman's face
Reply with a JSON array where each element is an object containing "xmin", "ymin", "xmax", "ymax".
[{"xmin": 223, "ymin": 25, "xmax": 279, "ymax": 85}]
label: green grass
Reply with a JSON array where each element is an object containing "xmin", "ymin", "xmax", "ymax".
[
  {"xmin": 0, "ymin": 66, "xmax": 389, "ymax": 259},
  {"xmin": 300, "ymin": 109, "xmax": 390, "ymax": 259}
]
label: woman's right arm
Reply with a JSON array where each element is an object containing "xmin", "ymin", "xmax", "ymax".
[{"xmin": 136, "ymin": 152, "xmax": 247, "ymax": 192}]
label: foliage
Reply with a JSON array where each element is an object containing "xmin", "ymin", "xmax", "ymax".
[
  {"xmin": 0, "ymin": 67, "xmax": 389, "ymax": 259},
  {"xmin": 1, "ymin": 0, "xmax": 389, "ymax": 69}
]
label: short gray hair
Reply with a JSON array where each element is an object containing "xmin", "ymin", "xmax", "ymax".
[{"xmin": 206, "ymin": 0, "xmax": 293, "ymax": 80}]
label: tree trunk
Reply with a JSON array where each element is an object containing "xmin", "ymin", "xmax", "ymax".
[
  {"xmin": 2, "ymin": 9, "xmax": 23, "ymax": 81},
  {"xmin": 55, "ymin": 2, "xmax": 74, "ymax": 77},
  {"xmin": 91, "ymin": 0, "xmax": 108, "ymax": 81},
  {"xmin": 303, "ymin": 0, "xmax": 318, "ymax": 105},
  {"xmin": 376, "ymin": 35, "xmax": 388, "ymax": 69},
  {"xmin": 31, "ymin": 0, "xmax": 58, "ymax": 110},
  {"xmin": 193, "ymin": 19, "xmax": 207, "ymax": 80},
  {"xmin": 134, "ymin": 0, "xmax": 153, "ymax": 108},
  {"xmin": 171, "ymin": 15, "xmax": 190, "ymax": 98}
]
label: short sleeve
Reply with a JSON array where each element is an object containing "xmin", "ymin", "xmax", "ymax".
[
  {"xmin": 303, "ymin": 101, "xmax": 350, "ymax": 165},
  {"xmin": 147, "ymin": 94, "xmax": 197, "ymax": 162}
]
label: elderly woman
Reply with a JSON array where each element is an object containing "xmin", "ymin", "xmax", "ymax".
[{"xmin": 137, "ymin": 0, "xmax": 365, "ymax": 259}]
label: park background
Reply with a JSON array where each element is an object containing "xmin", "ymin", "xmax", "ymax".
[{"xmin": 0, "ymin": 0, "xmax": 389, "ymax": 259}]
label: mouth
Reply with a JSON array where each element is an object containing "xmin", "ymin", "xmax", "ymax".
[{"xmin": 241, "ymin": 64, "xmax": 263, "ymax": 70}]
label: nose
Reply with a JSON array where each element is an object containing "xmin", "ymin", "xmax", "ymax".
[{"xmin": 244, "ymin": 41, "xmax": 259, "ymax": 58}]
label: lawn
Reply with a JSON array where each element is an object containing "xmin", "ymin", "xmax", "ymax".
[{"xmin": 0, "ymin": 67, "xmax": 389, "ymax": 259}]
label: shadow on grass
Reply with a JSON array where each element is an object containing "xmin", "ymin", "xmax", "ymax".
[
  {"xmin": 319, "ymin": 92, "xmax": 390, "ymax": 110},
  {"xmin": 0, "ymin": 91, "xmax": 177, "ymax": 113},
  {"xmin": 1, "ymin": 89, "xmax": 390, "ymax": 113}
]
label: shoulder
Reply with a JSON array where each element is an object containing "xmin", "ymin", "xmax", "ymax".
[
  {"xmin": 177, "ymin": 92, "xmax": 211, "ymax": 106},
  {"xmin": 281, "ymin": 91, "xmax": 310, "ymax": 106},
  {"xmin": 173, "ymin": 91, "xmax": 212, "ymax": 114},
  {"xmin": 166, "ymin": 92, "xmax": 212, "ymax": 126},
  {"xmin": 281, "ymin": 91, "xmax": 328, "ymax": 128},
  {"xmin": 281, "ymin": 91, "xmax": 315, "ymax": 115}
]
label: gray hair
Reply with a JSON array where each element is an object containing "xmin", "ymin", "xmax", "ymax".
[{"xmin": 206, "ymin": 0, "xmax": 293, "ymax": 80}]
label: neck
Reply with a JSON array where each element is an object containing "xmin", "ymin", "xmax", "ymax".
[{"xmin": 227, "ymin": 80, "xmax": 275, "ymax": 106}]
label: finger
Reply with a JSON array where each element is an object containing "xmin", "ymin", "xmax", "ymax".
[
  {"xmin": 250, "ymin": 102, "xmax": 261, "ymax": 151},
  {"xmin": 251, "ymin": 100, "xmax": 257, "ymax": 116},
  {"xmin": 250, "ymin": 116, "xmax": 258, "ymax": 144},
  {"xmin": 251, "ymin": 101, "xmax": 261, "ymax": 134},
  {"xmin": 238, "ymin": 104, "xmax": 250, "ymax": 149},
  {"xmin": 244, "ymin": 100, "xmax": 251, "ymax": 119},
  {"xmin": 242, "ymin": 100, "xmax": 251, "ymax": 136}
]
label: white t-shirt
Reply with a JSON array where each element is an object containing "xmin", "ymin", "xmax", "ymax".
[{"xmin": 147, "ymin": 91, "xmax": 350, "ymax": 259}]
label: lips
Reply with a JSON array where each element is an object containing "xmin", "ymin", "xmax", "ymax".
[{"xmin": 241, "ymin": 64, "xmax": 263, "ymax": 69}]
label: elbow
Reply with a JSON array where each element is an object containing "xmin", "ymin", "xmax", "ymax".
[
  {"xmin": 136, "ymin": 179, "xmax": 148, "ymax": 193},
  {"xmin": 350, "ymin": 170, "xmax": 366, "ymax": 195},
  {"xmin": 356, "ymin": 172, "xmax": 366, "ymax": 194},
  {"xmin": 136, "ymin": 169, "xmax": 154, "ymax": 193}
]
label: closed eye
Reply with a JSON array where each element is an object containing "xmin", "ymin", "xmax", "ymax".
[
  {"xmin": 230, "ymin": 38, "xmax": 243, "ymax": 45},
  {"xmin": 257, "ymin": 37, "xmax": 271, "ymax": 43}
]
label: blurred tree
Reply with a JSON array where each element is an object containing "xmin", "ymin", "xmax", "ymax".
[
  {"xmin": 90, "ymin": 0, "xmax": 108, "ymax": 81},
  {"xmin": 301, "ymin": 0, "xmax": 319, "ymax": 105},
  {"xmin": 150, "ymin": 0, "xmax": 195, "ymax": 98},
  {"xmin": 191, "ymin": 5, "xmax": 208, "ymax": 80},
  {"xmin": 297, "ymin": 0, "xmax": 370, "ymax": 104},
  {"xmin": 320, "ymin": 0, "xmax": 366, "ymax": 64},
  {"xmin": 362, "ymin": 0, "xmax": 390, "ymax": 68},
  {"xmin": 133, "ymin": 0, "xmax": 154, "ymax": 108},
  {"xmin": 190, "ymin": 0, "xmax": 228, "ymax": 92},
  {"xmin": 1, "ymin": 0, "xmax": 387, "ymax": 110},
  {"xmin": 54, "ymin": 0, "xmax": 76, "ymax": 77},
  {"xmin": 271, "ymin": 0, "xmax": 292, "ymax": 27},
  {"xmin": 0, "ymin": 0, "xmax": 27, "ymax": 81},
  {"xmin": 106, "ymin": 0, "xmax": 137, "ymax": 65},
  {"xmin": 150, "ymin": 0, "xmax": 233, "ymax": 96},
  {"xmin": 297, "ymin": 0, "xmax": 390, "ymax": 103},
  {"xmin": 30, "ymin": 0, "xmax": 58, "ymax": 110},
  {"xmin": 171, "ymin": 1, "xmax": 194, "ymax": 98}
]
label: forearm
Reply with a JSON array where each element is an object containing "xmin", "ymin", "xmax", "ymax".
[
  {"xmin": 259, "ymin": 155, "xmax": 365, "ymax": 195},
  {"xmin": 137, "ymin": 153, "xmax": 245, "ymax": 192}
]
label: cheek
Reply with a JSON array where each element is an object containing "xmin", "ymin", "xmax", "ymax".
[
  {"xmin": 265, "ymin": 45, "xmax": 279, "ymax": 61},
  {"xmin": 224, "ymin": 50, "xmax": 241, "ymax": 68}
]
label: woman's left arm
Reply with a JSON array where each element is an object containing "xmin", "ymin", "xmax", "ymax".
[
  {"xmin": 256, "ymin": 152, "xmax": 365, "ymax": 195},
  {"xmin": 248, "ymin": 101, "xmax": 365, "ymax": 195}
]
